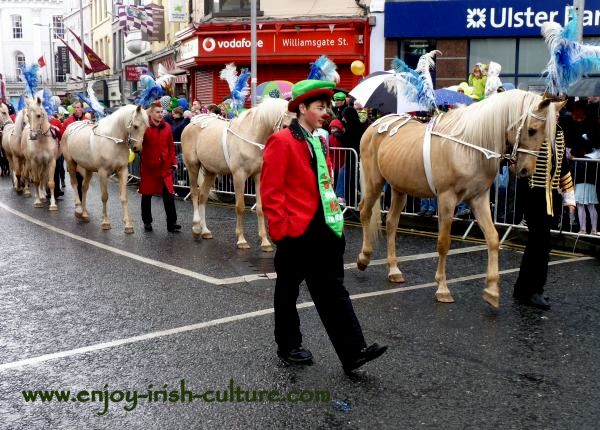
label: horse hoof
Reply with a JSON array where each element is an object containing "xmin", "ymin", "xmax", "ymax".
[
  {"xmin": 237, "ymin": 241, "xmax": 251, "ymax": 249},
  {"xmin": 202, "ymin": 232, "xmax": 213, "ymax": 240},
  {"xmin": 356, "ymin": 260, "xmax": 368, "ymax": 271},
  {"xmin": 435, "ymin": 291, "xmax": 455, "ymax": 303},
  {"xmin": 48, "ymin": 205, "xmax": 58, "ymax": 212},
  {"xmin": 261, "ymin": 244, "xmax": 274, "ymax": 252},
  {"xmin": 81, "ymin": 215, "xmax": 90, "ymax": 223},
  {"xmin": 33, "ymin": 202, "xmax": 44, "ymax": 208},
  {"xmin": 23, "ymin": 191, "xmax": 31, "ymax": 197},
  {"xmin": 124, "ymin": 226, "xmax": 134, "ymax": 234},
  {"xmin": 101, "ymin": 223, "xmax": 111, "ymax": 230},
  {"xmin": 483, "ymin": 289, "xmax": 500, "ymax": 309},
  {"xmin": 388, "ymin": 273, "xmax": 405, "ymax": 283},
  {"xmin": 74, "ymin": 210, "xmax": 83, "ymax": 218}
]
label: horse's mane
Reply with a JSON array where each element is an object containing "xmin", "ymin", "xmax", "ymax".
[
  {"xmin": 14, "ymin": 109, "xmax": 27, "ymax": 135},
  {"xmin": 434, "ymin": 90, "xmax": 555, "ymax": 166},
  {"xmin": 235, "ymin": 98, "xmax": 288, "ymax": 129},
  {"xmin": 97, "ymin": 104, "xmax": 149, "ymax": 131}
]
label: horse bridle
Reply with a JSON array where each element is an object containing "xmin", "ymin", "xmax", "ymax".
[{"xmin": 29, "ymin": 112, "xmax": 52, "ymax": 140}]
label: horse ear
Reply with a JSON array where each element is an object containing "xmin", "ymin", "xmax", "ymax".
[
  {"xmin": 136, "ymin": 105, "xmax": 142, "ymax": 112},
  {"xmin": 553, "ymin": 100, "xmax": 567, "ymax": 112},
  {"xmin": 36, "ymin": 96, "xmax": 42, "ymax": 105},
  {"xmin": 537, "ymin": 98, "xmax": 552, "ymax": 111}
]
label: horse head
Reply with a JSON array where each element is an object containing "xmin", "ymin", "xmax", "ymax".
[
  {"xmin": 127, "ymin": 105, "xmax": 149, "ymax": 153},
  {"xmin": 27, "ymin": 96, "xmax": 49, "ymax": 141},
  {"xmin": 503, "ymin": 93, "xmax": 559, "ymax": 179},
  {"xmin": 257, "ymin": 98, "xmax": 294, "ymax": 132},
  {"xmin": 0, "ymin": 103, "xmax": 11, "ymax": 130}
]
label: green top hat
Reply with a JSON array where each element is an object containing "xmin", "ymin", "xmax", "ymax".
[
  {"xmin": 288, "ymin": 79, "xmax": 336, "ymax": 112},
  {"xmin": 333, "ymin": 92, "xmax": 347, "ymax": 101}
]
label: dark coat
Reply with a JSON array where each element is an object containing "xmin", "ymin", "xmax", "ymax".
[{"xmin": 139, "ymin": 120, "xmax": 177, "ymax": 195}]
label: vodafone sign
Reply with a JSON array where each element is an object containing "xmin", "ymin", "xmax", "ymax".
[{"xmin": 198, "ymin": 30, "xmax": 361, "ymax": 57}]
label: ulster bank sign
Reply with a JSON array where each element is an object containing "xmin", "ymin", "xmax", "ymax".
[{"xmin": 385, "ymin": 0, "xmax": 600, "ymax": 38}]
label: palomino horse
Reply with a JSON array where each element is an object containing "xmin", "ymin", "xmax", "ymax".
[
  {"xmin": 181, "ymin": 98, "xmax": 293, "ymax": 251},
  {"xmin": 61, "ymin": 105, "xmax": 148, "ymax": 233},
  {"xmin": 24, "ymin": 97, "xmax": 60, "ymax": 210},
  {"xmin": 2, "ymin": 108, "xmax": 30, "ymax": 195},
  {"xmin": 357, "ymin": 90, "xmax": 559, "ymax": 308},
  {"xmin": 0, "ymin": 103, "xmax": 12, "ymax": 177}
]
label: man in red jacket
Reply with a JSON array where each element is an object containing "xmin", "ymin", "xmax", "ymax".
[
  {"xmin": 260, "ymin": 80, "xmax": 387, "ymax": 374},
  {"xmin": 139, "ymin": 101, "xmax": 180, "ymax": 233}
]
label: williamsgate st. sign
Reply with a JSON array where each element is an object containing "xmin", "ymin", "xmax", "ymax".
[{"xmin": 385, "ymin": 0, "xmax": 600, "ymax": 38}]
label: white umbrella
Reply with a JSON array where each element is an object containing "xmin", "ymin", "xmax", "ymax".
[{"xmin": 349, "ymin": 70, "xmax": 428, "ymax": 114}]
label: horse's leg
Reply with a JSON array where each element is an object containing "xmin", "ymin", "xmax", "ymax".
[
  {"xmin": 469, "ymin": 190, "xmax": 500, "ymax": 308},
  {"xmin": 68, "ymin": 163, "xmax": 83, "ymax": 217},
  {"xmin": 98, "ymin": 169, "xmax": 111, "ymax": 230},
  {"xmin": 435, "ymin": 191, "xmax": 458, "ymax": 303},
  {"xmin": 12, "ymin": 155, "xmax": 23, "ymax": 194},
  {"xmin": 253, "ymin": 172, "xmax": 273, "ymax": 252},
  {"xmin": 22, "ymin": 157, "xmax": 31, "ymax": 197},
  {"xmin": 187, "ymin": 163, "xmax": 202, "ymax": 238},
  {"xmin": 32, "ymin": 163, "xmax": 44, "ymax": 208},
  {"xmin": 233, "ymin": 172, "xmax": 250, "ymax": 249},
  {"xmin": 357, "ymin": 169, "xmax": 386, "ymax": 271},
  {"xmin": 80, "ymin": 169, "xmax": 92, "ymax": 222},
  {"xmin": 386, "ymin": 190, "xmax": 408, "ymax": 283},
  {"xmin": 116, "ymin": 166, "xmax": 134, "ymax": 234},
  {"xmin": 48, "ymin": 158, "xmax": 58, "ymax": 211}
]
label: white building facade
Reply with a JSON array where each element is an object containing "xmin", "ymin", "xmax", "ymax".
[
  {"xmin": 62, "ymin": 0, "xmax": 91, "ymax": 96},
  {"xmin": 0, "ymin": 0, "xmax": 66, "ymax": 105}
]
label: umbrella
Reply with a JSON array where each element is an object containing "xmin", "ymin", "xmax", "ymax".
[
  {"xmin": 434, "ymin": 88, "xmax": 474, "ymax": 106},
  {"xmin": 349, "ymin": 71, "xmax": 427, "ymax": 114},
  {"xmin": 567, "ymin": 77, "xmax": 600, "ymax": 96},
  {"xmin": 256, "ymin": 80, "xmax": 293, "ymax": 102}
]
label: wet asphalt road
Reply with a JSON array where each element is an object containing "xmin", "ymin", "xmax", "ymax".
[{"xmin": 0, "ymin": 175, "xmax": 599, "ymax": 429}]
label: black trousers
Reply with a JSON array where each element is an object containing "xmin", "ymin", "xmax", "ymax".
[
  {"xmin": 273, "ymin": 212, "xmax": 367, "ymax": 365},
  {"xmin": 514, "ymin": 185, "xmax": 555, "ymax": 297},
  {"xmin": 141, "ymin": 184, "xmax": 177, "ymax": 226}
]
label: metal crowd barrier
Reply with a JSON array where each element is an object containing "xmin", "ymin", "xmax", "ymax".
[{"xmin": 128, "ymin": 143, "xmax": 600, "ymax": 243}]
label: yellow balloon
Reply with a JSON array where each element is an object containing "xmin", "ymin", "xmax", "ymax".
[
  {"xmin": 128, "ymin": 149, "xmax": 136, "ymax": 164},
  {"xmin": 351, "ymin": 60, "xmax": 365, "ymax": 76}
]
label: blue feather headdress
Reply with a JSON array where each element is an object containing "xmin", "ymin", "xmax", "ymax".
[
  {"xmin": 542, "ymin": 7, "xmax": 600, "ymax": 95},
  {"xmin": 307, "ymin": 55, "xmax": 338, "ymax": 82},
  {"xmin": 42, "ymin": 88, "xmax": 57, "ymax": 116},
  {"xmin": 135, "ymin": 85, "xmax": 164, "ymax": 108},
  {"xmin": 219, "ymin": 63, "xmax": 250, "ymax": 115},
  {"xmin": 86, "ymin": 82, "xmax": 105, "ymax": 118},
  {"xmin": 20, "ymin": 64, "xmax": 40, "ymax": 98},
  {"xmin": 17, "ymin": 95, "xmax": 26, "ymax": 112},
  {"xmin": 387, "ymin": 50, "xmax": 441, "ymax": 112}
]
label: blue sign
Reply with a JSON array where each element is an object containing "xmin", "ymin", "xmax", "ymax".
[{"xmin": 385, "ymin": 0, "xmax": 600, "ymax": 38}]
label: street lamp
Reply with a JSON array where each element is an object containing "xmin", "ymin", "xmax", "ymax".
[{"xmin": 34, "ymin": 23, "xmax": 54, "ymax": 90}]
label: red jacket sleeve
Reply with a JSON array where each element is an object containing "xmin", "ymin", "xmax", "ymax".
[{"xmin": 260, "ymin": 132, "xmax": 290, "ymax": 242}]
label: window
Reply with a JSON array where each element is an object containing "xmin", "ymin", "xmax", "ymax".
[
  {"xmin": 12, "ymin": 15, "xmax": 22, "ymax": 39},
  {"xmin": 53, "ymin": 16, "xmax": 64, "ymax": 39},
  {"xmin": 399, "ymin": 40, "xmax": 437, "ymax": 69},
  {"xmin": 15, "ymin": 53, "xmax": 25, "ymax": 81},
  {"xmin": 204, "ymin": 0, "xmax": 262, "ymax": 17}
]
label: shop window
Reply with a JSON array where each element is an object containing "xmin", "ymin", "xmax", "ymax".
[
  {"xmin": 399, "ymin": 40, "xmax": 437, "ymax": 69},
  {"xmin": 204, "ymin": 0, "xmax": 263, "ymax": 17},
  {"xmin": 12, "ymin": 15, "xmax": 23, "ymax": 39},
  {"xmin": 15, "ymin": 53, "xmax": 25, "ymax": 81},
  {"xmin": 469, "ymin": 39, "xmax": 516, "ymax": 75}
]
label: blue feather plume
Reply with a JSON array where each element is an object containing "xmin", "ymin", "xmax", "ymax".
[
  {"xmin": 231, "ymin": 69, "xmax": 250, "ymax": 113},
  {"xmin": 42, "ymin": 88, "xmax": 57, "ymax": 116},
  {"xmin": 135, "ymin": 85, "xmax": 163, "ymax": 108},
  {"xmin": 307, "ymin": 55, "xmax": 338, "ymax": 81},
  {"xmin": 387, "ymin": 52, "xmax": 439, "ymax": 112},
  {"xmin": 542, "ymin": 9, "xmax": 600, "ymax": 94},
  {"xmin": 17, "ymin": 96, "xmax": 25, "ymax": 112},
  {"xmin": 20, "ymin": 64, "xmax": 40, "ymax": 97}
]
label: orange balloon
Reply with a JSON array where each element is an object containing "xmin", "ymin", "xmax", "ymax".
[{"xmin": 351, "ymin": 60, "xmax": 365, "ymax": 76}]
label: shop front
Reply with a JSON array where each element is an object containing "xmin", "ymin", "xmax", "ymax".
[
  {"xmin": 175, "ymin": 18, "xmax": 369, "ymax": 105},
  {"xmin": 385, "ymin": 0, "xmax": 600, "ymax": 89}
]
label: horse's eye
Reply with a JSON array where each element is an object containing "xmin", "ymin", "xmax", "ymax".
[
  {"xmin": 134, "ymin": 125, "xmax": 138, "ymax": 130},
  {"xmin": 37, "ymin": 114, "xmax": 41, "ymax": 119},
  {"xmin": 528, "ymin": 128, "xmax": 536, "ymax": 136}
]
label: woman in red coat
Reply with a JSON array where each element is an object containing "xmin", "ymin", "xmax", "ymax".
[{"xmin": 139, "ymin": 101, "xmax": 180, "ymax": 232}]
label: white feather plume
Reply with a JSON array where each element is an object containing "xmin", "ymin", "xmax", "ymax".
[
  {"xmin": 155, "ymin": 64, "xmax": 175, "ymax": 89},
  {"xmin": 219, "ymin": 63, "xmax": 238, "ymax": 92},
  {"xmin": 86, "ymin": 81, "xmax": 105, "ymax": 117}
]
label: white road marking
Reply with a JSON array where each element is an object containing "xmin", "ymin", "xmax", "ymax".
[
  {"xmin": 0, "ymin": 256, "xmax": 591, "ymax": 371},
  {"xmin": 0, "ymin": 201, "xmax": 486, "ymax": 285}
]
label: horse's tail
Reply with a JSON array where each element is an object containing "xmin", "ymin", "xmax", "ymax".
[{"xmin": 359, "ymin": 159, "xmax": 382, "ymax": 245}]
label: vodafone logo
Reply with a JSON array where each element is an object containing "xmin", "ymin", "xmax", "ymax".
[
  {"xmin": 201, "ymin": 37, "xmax": 264, "ymax": 52},
  {"xmin": 202, "ymin": 37, "xmax": 216, "ymax": 52}
]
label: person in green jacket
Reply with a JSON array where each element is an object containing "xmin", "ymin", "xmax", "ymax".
[{"xmin": 468, "ymin": 63, "xmax": 487, "ymax": 101}]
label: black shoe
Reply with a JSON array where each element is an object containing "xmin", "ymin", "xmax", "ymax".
[
  {"xmin": 343, "ymin": 343, "xmax": 388, "ymax": 374},
  {"xmin": 167, "ymin": 224, "xmax": 182, "ymax": 232},
  {"xmin": 277, "ymin": 346, "xmax": 314, "ymax": 364},
  {"xmin": 144, "ymin": 223, "xmax": 153, "ymax": 232},
  {"xmin": 514, "ymin": 293, "xmax": 551, "ymax": 310}
]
